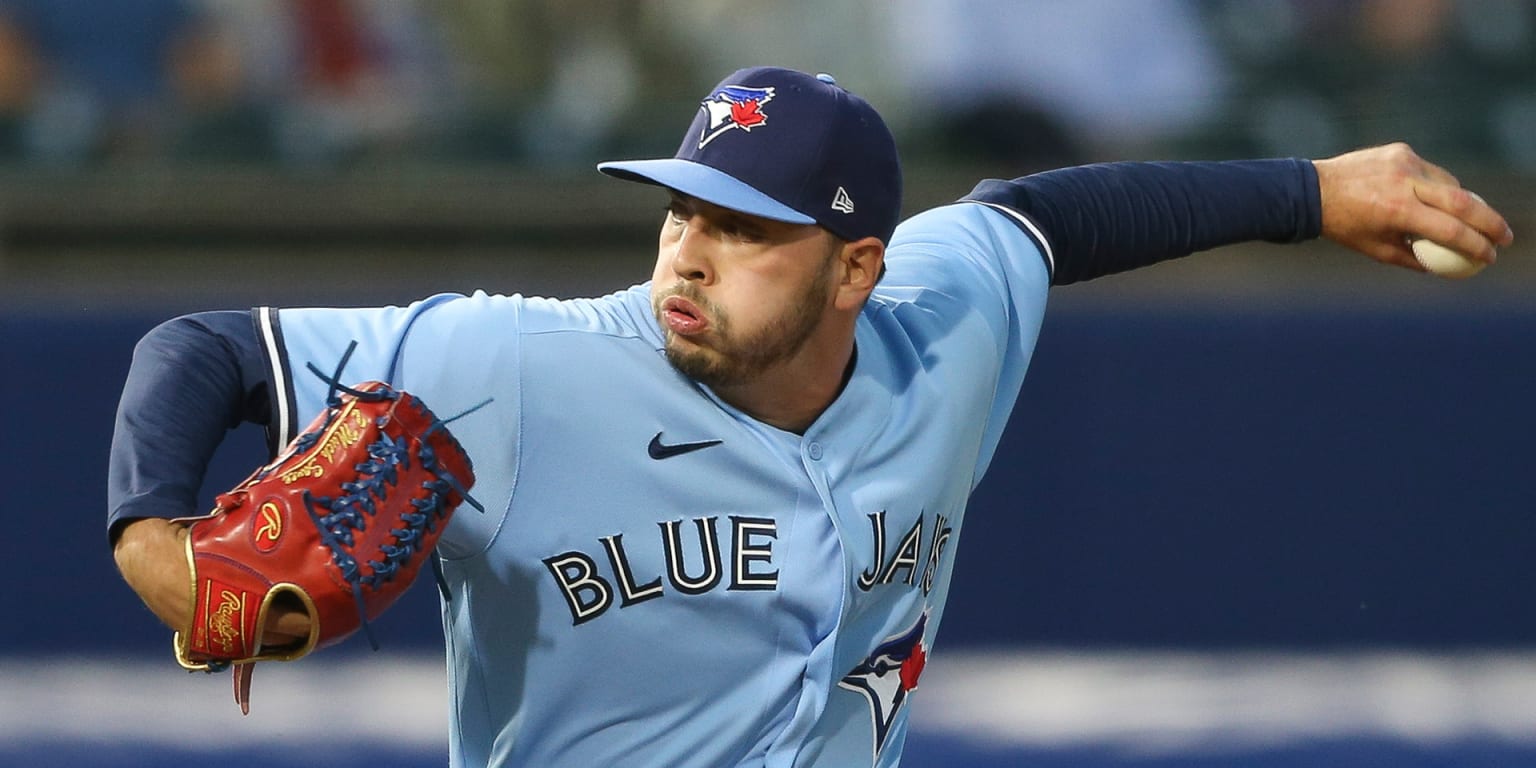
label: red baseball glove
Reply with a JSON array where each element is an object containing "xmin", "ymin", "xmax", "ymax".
[{"xmin": 172, "ymin": 379, "xmax": 478, "ymax": 713}]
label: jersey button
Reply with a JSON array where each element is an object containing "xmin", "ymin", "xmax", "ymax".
[{"xmin": 807, "ymin": 442, "xmax": 823, "ymax": 461}]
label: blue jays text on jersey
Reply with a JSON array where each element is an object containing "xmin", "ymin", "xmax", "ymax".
[
  {"xmin": 540, "ymin": 508, "xmax": 955, "ymax": 627},
  {"xmin": 251, "ymin": 200, "xmax": 1052, "ymax": 767}
]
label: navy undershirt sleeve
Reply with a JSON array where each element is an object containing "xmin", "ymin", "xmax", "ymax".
[
  {"xmin": 107, "ymin": 310, "xmax": 272, "ymax": 543},
  {"xmin": 963, "ymin": 158, "xmax": 1323, "ymax": 285}
]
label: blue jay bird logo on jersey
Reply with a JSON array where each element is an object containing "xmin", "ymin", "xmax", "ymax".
[
  {"xmin": 697, "ymin": 85, "xmax": 775, "ymax": 148},
  {"xmin": 839, "ymin": 611, "xmax": 929, "ymax": 760}
]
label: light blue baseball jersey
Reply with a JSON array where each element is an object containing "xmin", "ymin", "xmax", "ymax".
[{"xmin": 263, "ymin": 200, "xmax": 1050, "ymax": 767}]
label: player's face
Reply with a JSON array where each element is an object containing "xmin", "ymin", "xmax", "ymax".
[{"xmin": 650, "ymin": 194, "xmax": 840, "ymax": 387}]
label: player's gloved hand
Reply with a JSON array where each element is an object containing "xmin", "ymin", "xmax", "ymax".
[
  {"xmin": 168, "ymin": 380, "xmax": 479, "ymax": 714},
  {"xmin": 1314, "ymin": 142, "xmax": 1514, "ymax": 271},
  {"xmin": 115, "ymin": 519, "xmax": 313, "ymax": 647}
]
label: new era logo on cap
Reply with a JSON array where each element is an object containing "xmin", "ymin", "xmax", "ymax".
[
  {"xmin": 597, "ymin": 67, "xmax": 902, "ymax": 244},
  {"xmin": 832, "ymin": 187, "xmax": 855, "ymax": 214}
]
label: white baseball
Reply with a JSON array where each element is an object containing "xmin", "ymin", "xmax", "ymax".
[{"xmin": 1411, "ymin": 238, "xmax": 1487, "ymax": 279}]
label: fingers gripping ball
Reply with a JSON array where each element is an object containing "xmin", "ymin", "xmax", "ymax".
[
  {"xmin": 172, "ymin": 381, "xmax": 479, "ymax": 713},
  {"xmin": 1410, "ymin": 190, "xmax": 1494, "ymax": 280}
]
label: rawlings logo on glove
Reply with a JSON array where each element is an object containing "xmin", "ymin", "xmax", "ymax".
[{"xmin": 173, "ymin": 357, "xmax": 483, "ymax": 714}]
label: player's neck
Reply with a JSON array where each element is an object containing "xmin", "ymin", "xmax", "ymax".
[{"xmin": 713, "ymin": 337, "xmax": 855, "ymax": 435}]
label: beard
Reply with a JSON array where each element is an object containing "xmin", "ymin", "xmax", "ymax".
[{"xmin": 653, "ymin": 259, "xmax": 834, "ymax": 389}]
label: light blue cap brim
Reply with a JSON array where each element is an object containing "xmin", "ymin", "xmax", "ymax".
[{"xmin": 598, "ymin": 158, "xmax": 816, "ymax": 226}]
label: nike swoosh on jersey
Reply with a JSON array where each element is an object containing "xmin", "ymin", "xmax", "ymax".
[{"xmin": 648, "ymin": 432, "xmax": 724, "ymax": 460}]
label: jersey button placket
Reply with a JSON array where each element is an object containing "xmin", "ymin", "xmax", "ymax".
[{"xmin": 806, "ymin": 441, "xmax": 823, "ymax": 461}]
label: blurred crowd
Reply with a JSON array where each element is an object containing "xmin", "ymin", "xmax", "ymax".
[{"xmin": 0, "ymin": 0, "xmax": 1528, "ymax": 171}]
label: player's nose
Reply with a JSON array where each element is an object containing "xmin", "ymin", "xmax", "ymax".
[{"xmin": 669, "ymin": 218, "xmax": 714, "ymax": 283}]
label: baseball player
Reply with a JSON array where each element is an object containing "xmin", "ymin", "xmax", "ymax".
[{"xmin": 110, "ymin": 67, "xmax": 1512, "ymax": 767}]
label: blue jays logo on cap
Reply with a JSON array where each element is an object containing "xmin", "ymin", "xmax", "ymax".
[
  {"xmin": 698, "ymin": 85, "xmax": 775, "ymax": 149},
  {"xmin": 839, "ymin": 610, "xmax": 929, "ymax": 760}
]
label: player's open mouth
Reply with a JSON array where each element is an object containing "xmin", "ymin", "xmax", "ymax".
[{"xmin": 660, "ymin": 295, "xmax": 710, "ymax": 336}]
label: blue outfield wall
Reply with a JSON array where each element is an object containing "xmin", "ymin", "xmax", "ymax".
[{"xmin": 5, "ymin": 302, "xmax": 1534, "ymax": 657}]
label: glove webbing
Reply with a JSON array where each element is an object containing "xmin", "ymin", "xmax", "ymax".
[{"xmin": 299, "ymin": 343, "xmax": 488, "ymax": 651}]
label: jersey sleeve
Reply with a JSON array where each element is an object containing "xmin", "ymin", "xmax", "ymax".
[
  {"xmin": 268, "ymin": 291, "xmax": 525, "ymax": 557},
  {"xmin": 107, "ymin": 310, "xmax": 274, "ymax": 542},
  {"xmin": 881, "ymin": 201, "xmax": 1054, "ymax": 487}
]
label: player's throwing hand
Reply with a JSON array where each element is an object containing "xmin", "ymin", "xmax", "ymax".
[{"xmin": 1315, "ymin": 142, "xmax": 1514, "ymax": 271}]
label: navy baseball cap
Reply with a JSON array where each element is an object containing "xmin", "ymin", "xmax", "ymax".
[{"xmin": 599, "ymin": 66, "xmax": 902, "ymax": 244}]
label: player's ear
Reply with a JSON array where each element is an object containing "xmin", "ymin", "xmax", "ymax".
[{"xmin": 834, "ymin": 236, "xmax": 884, "ymax": 311}]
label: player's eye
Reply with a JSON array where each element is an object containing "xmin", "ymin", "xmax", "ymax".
[
  {"xmin": 664, "ymin": 201, "xmax": 691, "ymax": 227},
  {"xmin": 721, "ymin": 220, "xmax": 764, "ymax": 243}
]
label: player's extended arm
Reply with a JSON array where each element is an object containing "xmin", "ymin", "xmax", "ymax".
[
  {"xmin": 109, "ymin": 311, "xmax": 311, "ymax": 645},
  {"xmin": 963, "ymin": 142, "xmax": 1512, "ymax": 284}
]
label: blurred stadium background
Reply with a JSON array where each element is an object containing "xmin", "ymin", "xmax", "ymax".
[{"xmin": 3, "ymin": 1, "xmax": 1534, "ymax": 766}]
